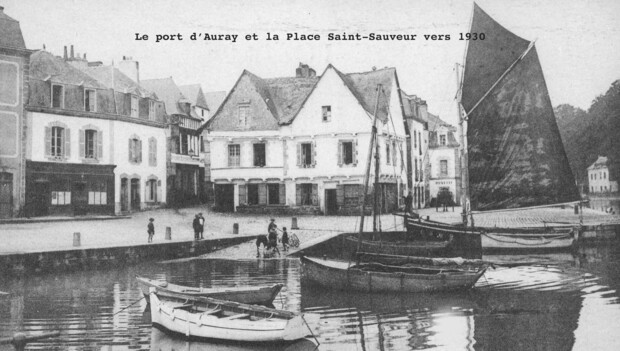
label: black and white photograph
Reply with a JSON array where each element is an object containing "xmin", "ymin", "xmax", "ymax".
[{"xmin": 1, "ymin": 0, "xmax": 619, "ymax": 349}]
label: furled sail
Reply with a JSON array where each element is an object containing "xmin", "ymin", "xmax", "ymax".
[{"xmin": 461, "ymin": 4, "xmax": 580, "ymax": 211}]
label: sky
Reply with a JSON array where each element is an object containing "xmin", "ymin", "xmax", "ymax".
[{"xmin": 4, "ymin": 0, "xmax": 620, "ymax": 126}]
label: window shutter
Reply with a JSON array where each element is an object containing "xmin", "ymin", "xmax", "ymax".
[
  {"xmin": 45, "ymin": 126, "xmax": 51, "ymax": 157},
  {"xmin": 97, "ymin": 131, "xmax": 103, "ymax": 159},
  {"xmin": 238, "ymin": 184, "xmax": 246, "ymax": 205},
  {"xmin": 64, "ymin": 128, "xmax": 71, "ymax": 157},
  {"xmin": 258, "ymin": 184, "xmax": 267, "ymax": 205},
  {"xmin": 79, "ymin": 129, "xmax": 85, "ymax": 158},
  {"xmin": 279, "ymin": 184, "xmax": 285, "ymax": 205},
  {"xmin": 138, "ymin": 139, "xmax": 142, "ymax": 163},
  {"xmin": 296, "ymin": 143, "xmax": 301, "ymax": 166},
  {"xmin": 392, "ymin": 141, "xmax": 397, "ymax": 165},
  {"xmin": 311, "ymin": 184, "xmax": 318, "ymax": 205},
  {"xmin": 128, "ymin": 139, "xmax": 133, "ymax": 162},
  {"xmin": 311, "ymin": 141, "xmax": 316, "ymax": 167},
  {"xmin": 353, "ymin": 139, "xmax": 358, "ymax": 166},
  {"xmin": 336, "ymin": 184, "xmax": 344, "ymax": 206},
  {"xmin": 337, "ymin": 141, "xmax": 342, "ymax": 166},
  {"xmin": 296, "ymin": 184, "xmax": 301, "ymax": 205},
  {"xmin": 264, "ymin": 142, "xmax": 268, "ymax": 167}
]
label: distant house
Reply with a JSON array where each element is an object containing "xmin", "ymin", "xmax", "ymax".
[
  {"xmin": 179, "ymin": 84, "xmax": 209, "ymax": 121},
  {"xmin": 426, "ymin": 113, "xmax": 460, "ymax": 205},
  {"xmin": 26, "ymin": 49, "xmax": 168, "ymax": 216},
  {"xmin": 401, "ymin": 93, "xmax": 429, "ymax": 209},
  {"xmin": 588, "ymin": 156, "xmax": 618, "ymax": 193},
  {"xmin": 0, "ymin": 6, "xmax": 30, "ymax": 218},
  {"xmin": 206, "ymin": 63, "xmax": 409, "ymax": 215},
  {"xmin": 142, "ymin": 77, "xmax": 205, "ymax": 205}
]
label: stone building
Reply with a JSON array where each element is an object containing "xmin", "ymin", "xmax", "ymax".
[
  {"xmin": 401, "ymin": 93, "xmax": 429, "ymax": 209},
  {"xmin": 426, "ymin": 113, "xmax": 461, "ymax": 205},
  {"xmin": 206, "ymin": 63, "xmax": 409, "ymax": 215},
  {"xmin": 0, "ymin": 6, "xmax": 30, "ymax": 218},
  {"xmin": 588, "ymin": 156, "xmax": 618, "ymax": 193}
]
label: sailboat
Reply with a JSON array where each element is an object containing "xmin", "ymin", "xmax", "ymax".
[
  {"xmin": 407, "ymin": 3, "xmax": 580, "ymax": 252},
  {"xmin": 301, "ymin": 85, "xmax": 488, "ymax": 293}
]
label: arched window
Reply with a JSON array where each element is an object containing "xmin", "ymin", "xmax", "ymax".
[
  {"xmin": 80, "ymin": 125, "xmax": 102, "ymax": 160},
  {"xmin": 45, "ymin": 122, "xmax": 70, "ymax": 159}
]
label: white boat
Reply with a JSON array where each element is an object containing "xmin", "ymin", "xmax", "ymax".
[
  {"xmin": 149, "ymin": 289, "xmax": 320, "ymax": 342},
  {"xmin": 480, "ymin": 231, "xmax": 576, "ymax": 251}
]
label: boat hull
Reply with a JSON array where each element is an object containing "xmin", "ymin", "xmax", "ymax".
[
  {"xmin": 149, "ymin": 292, "xmax": 319, "ymax": 342},
  {"xmin": 301, "ymin": 256, "xmax": 485, "ymax": 293},
  {"xmin": 137, "ymin": 276, "xmax": 282, "ymax": 305},
  {"xmin": 343, "ymin": 235, "xmax": 451, "ymax": 256}
]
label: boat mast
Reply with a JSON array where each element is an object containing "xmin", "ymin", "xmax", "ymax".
[
  {"xmin": 373, "ymin": 121, "xmax": 381, "ymax": 233},
  {"xmin": 358, "ymin": 85, "xmax": 382, "ymax": 251},
  {"xmin": 456, "ymin": 63, "xmax": 470, "ymax": 226}
]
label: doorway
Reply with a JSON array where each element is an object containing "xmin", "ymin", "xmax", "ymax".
[
  {"xmin": 31, "ymin": 181, "xmax": 50, "ymax": 217},
  {"xmin": 130, "ymin": 179, "xmax": 140, "ymax": 211},
  {"xmin": 0, "ymin": 173, "xmax": 13, "ymax": 218},
  {"xmin": 120, "ymin": 178, "xmax": 128, "ymax": 212},
  {"xmin": 215, "ymin": 184, "xmax": 235, "ymax": 212},
  {"xmin": 325, "ymin": 189, "xmax": 337, "ymax": 215},
  {"xmin": 72, "ymin": 182, "xmax": 88, "ymax": 215}
]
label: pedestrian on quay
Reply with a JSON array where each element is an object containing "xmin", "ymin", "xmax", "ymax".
[
  {"xmin": 192, "ymin": 214, "xmax": 201, "ymax": 240},
  {"xmin": 281, "ymin": 226, "xmax": 289, "ymax": 252},
  {"xmin": 147, "ymin": 218, "xmax": 155, "ymax": 243},
  {"xmin": 268, "ymin": 218, "xmax": 277, "ymax": 234},
  {"xmin": 198, "ymin": 212, "xmax": 205, "ymax": 239},
  {"xmin": 404, "ymin": 191, "xmax": 413, "ymax": 214}
]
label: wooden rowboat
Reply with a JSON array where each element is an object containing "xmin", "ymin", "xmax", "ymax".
[
  {"xmin": 343, "ymin": 232, "xmax": 452, "ymax": 256},
  {"xmin": 301, "ymin": 255, "xmax": 486, "ymax": 293},
  {"xmin": 149, "ymin": 289, "xmax": 321, "ymax": 342},
  {"xmin": 136, "ymin": 276, "xmax": 283, "ymax": 306}
]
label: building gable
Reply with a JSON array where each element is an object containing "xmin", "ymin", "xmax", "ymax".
[{"xmin": 208, "ymin": 71, "xmax": 280, "ymax": 131}]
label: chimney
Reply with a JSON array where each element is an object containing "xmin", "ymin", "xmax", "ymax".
[
  {"xmin": 63, "ymin": 46, "xmax": 68, "ymax": 60},
  {"xmin": 70, "ymin": 45, "xmax": 74, "ymax": 59},
  {"xmin": 295, "ymin": 62, "xmax": 316, "ymax": 78},
  {"xmin": 0, "ymin": 6, "xmax": 4, "ymax": 13},
  {"xmin": 117, "ymin": 56, "xmax": 140, "ymax": 83}
]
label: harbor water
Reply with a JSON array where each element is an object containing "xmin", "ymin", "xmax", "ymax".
[{"xmin": 1, "ymin": 240, "xmax": 620, "ymax": 350}]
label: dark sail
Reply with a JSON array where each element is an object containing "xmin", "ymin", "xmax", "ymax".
[{"xmin": 461, "ymin": 4, "xmax": 580, "ymax": 211}]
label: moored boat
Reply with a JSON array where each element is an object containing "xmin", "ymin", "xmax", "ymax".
[
  {"xmin": 343, "ymin": 232, "xmax": 452, "ymax": 256},
  {"xmin": 136, "ymin": 276, "xmax": 283, "ymax": 305},
  {"xmin": 300, "ymin": 255, "xmax": 486, "ymax": 293},
  {"xmin": 149, "ymin": 289, "xmax": 320, "ymax": 342}
]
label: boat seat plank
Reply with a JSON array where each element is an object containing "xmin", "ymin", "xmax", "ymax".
[
  {"xmin": 222, "ymin": 313, "xmax": 250, "ymax": 320},
  {"xmin": 202, "ymin": 308, "xmax": 220, "ymax": 315},
  {"xmin": 172, "ymin": 303, "xmax": 193, "ymax": 310}
]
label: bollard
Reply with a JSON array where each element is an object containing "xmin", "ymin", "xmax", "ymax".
[
  {"xmin": 233, "ymin": 223, "xmax": 239, "ymax": 234},
  {"xmin": 291, "ymin": 217, "xmax": 299, "ymax": 230},
  {"xmin": 165, "ymin": 226, "xmax": 172, "ymax": 240},
  {"xmin": 73, "ymin": 232, "xmax": 80, "ymax": 247}
]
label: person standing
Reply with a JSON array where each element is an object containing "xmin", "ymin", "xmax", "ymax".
[
  {"xmin": 147, "ymin": 218, "xmax": 155, "ymax": 243},
  {"xmin": 198, "ymin": 212, "xmax": 205, "ymax": 239},
  {"xmin": 192, "ymin": 214, "xmax": 201, "ymax": 240},
  {"xmin": 281, "ymin": 227, "xmax": 289, "ymax": 251}
]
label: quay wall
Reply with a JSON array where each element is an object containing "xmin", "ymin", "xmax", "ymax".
[{"xmin": 0, "ymin": 235, "xmax": 257, "ymax": 276}]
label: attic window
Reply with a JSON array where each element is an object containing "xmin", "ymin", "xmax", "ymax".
[
  {"xmin": 440, "ymin": 134, "xmax": 446, "ymax": 146},
  {"xmin": 52, "ymin": 84, "xmax": 64, "ymax": 108},
  {"xmin": 239, "ymin": 105, "xmax": 250, "ymax": 126},
  {"xmin": 130, "ymin": 95, "xmax": 139, "ymax": 117},
  {"xmin": 84, "ymin": 89, "xmax": 96, "ymax": 112},
  {"xmin": 148, "ymin": 100, "xmax": 156, "ymax": 120},
  {"xmin": 322, "ymin": 106, "xmax": 331, "ymax": 122}
]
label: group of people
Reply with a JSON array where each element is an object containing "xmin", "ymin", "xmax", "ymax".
[
  {"xmin": 192, "ymin": 213, "xmax": 206, "ymax": 240},
  {"xmin": 256, "ymin": 218, "xmax": 290, "ymax": 257}
]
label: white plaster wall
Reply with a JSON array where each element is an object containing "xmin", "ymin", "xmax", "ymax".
[
  {"xmin": 430, "ymin": 148, "xmax": 457, "ymax": 179},
  {"xmin": 588, "ymin": 168, "xmax": 613, "ymax": 192}
]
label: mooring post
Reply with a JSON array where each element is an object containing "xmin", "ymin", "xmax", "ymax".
[
  {"xmin": 233, "ymin": 223, "xmax": 239, "ymax": 234},
  {"xmin": 73, "ymin": 232, "xmax": 80, "ymax": 247},
  {"xmin": 165, "ymin": 227, "xmax": 171, "ymax": 240},
  {"xmin": 291, "ymin": 217, "xmax": 299, "ymax": 229}
]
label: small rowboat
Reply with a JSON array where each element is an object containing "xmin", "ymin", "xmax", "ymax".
[
  {"xmin": 149, "ymin": 289, "xmax": 321, "ymax": 342},
  {"xmin": 136, "ymin": 276, "xmax": 283, "ymax": 306},
  {"xmin": 343, "ymin": 233, "xmax": 451, "ymax": 256},
  {"xmin": 301, "ymin": 255, "xmax": 486, "ymax": 293}
]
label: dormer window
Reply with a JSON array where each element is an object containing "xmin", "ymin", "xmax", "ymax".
[
  {"xmin": 84, "ymin": 89, "xmax": 96, "ymax": 112},
  {"xmin": 440, "ymin": 134, "xmax": 446, "ymax": 146},
  {"xmin": 148, "ymin": 100, "xmax": 156, "ymax": 120},
  {"xmin": 130, "ymin": 95, "xmax": 139, "ymax": 117},
  {"xmin": 52, "ymin": 84, "xmax": 64, "ymax": 108},
  {"xmin": 322, "ymin": 106, "xmax": 331, "ymax": 122}
]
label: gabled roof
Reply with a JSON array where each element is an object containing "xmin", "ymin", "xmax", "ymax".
[
  {"xmin": 426, "ymin": 112, "xmax": 455, "ymax": 132},
  {"xmin": 142, "ymin": 77, "xmax": 200, "ymax": 119},
  {"xmin": 333, "ymin": 66, "xmax": 395, "ymax": 123},
  {"xmin": 29, "ymin": 50, "xmax": 107, "ymax": 89},
  {"xmin": 79, "ymin": 65, "xmax": 154, "ymax": 97},
  {"xmin": 204, "ymin": 91, "xmax": 227, "ymax": 114},
  {"xmin": 400, "ymin": 90, "xmax": 427, "ymax": 125},
  {"xmin": 179, "ymin": 84, "xmax": 209, "ymax": 109},
  {"xmin": 0, "ymin": 7, "xmax": 26, "ymax": 49},
  {"xmin": 588, "ymin": 156, "xmax": 610, "ymax": 170},
  {"xmin": 263, "ymin": 75, "xmax": 319, "ymax": 124}
]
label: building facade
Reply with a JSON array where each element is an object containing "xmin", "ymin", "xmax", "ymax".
[
  {"xmin": 0, "ymin": 6, "xmax": 30, "ymax": 218},
  {"xmin": 401, "ymin": 93, "xmax": 429, "ymax": 209},
  {"xmin": 427, "ymin": 113, "xmax": 461, "ymax": 205},
  {"xmin": 142, "ymin": 78, "xmax": 205, "ymax": 206},
  {"xmin": 25, "ymin": 49, "xmax": 167, "ymax": 216},
  {"xmin": 207, "ymin": 63, "xmax": 409, "ymax": 215},
  {"xmin": 588, "ymin": 156, "xmax": 618, "ymax": 193}
]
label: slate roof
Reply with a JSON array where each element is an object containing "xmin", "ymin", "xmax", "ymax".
[
  {"xmin": 29, "ymin": 50, "xmax": 107, "ymax": 89},
  {"xmin": 400, "ymin": 90, "xmax": 427, "ymax": 124},
  {"xmin": 588, "ymin": 156, "xmax": 610, "ymax": 170},
  {"xmin": 426, "ymin": 112, "xmax": 454, "ymax": 132},
  {"xmin": 179, "ymin": 84, "xmax": 209, "ymax": 109},
  {"xmin": 79, "ymin": 65, "xmax": 154, "ymax": 97},
  {"xmin": 142, "ymin": 77, "xmax": 200, "ymax": 119},
  {"xmin": 337, "ymin": 66, "xmax": 396, "ymax": 123},
  {"xmin": 0, "ymin": 7, "xmax": 26, "ymax": 49},
  {"xmin": 263, "ymin": 75, "xmax": 319, "ymax": 124},
  {"xmin": 204, "ymin": 91, "xmax": 227, "ymax": 114}
]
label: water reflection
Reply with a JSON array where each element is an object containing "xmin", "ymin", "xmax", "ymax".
[{"xmin": 0, "ymin": 242, "xmax": 619, "ymax": 350}]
